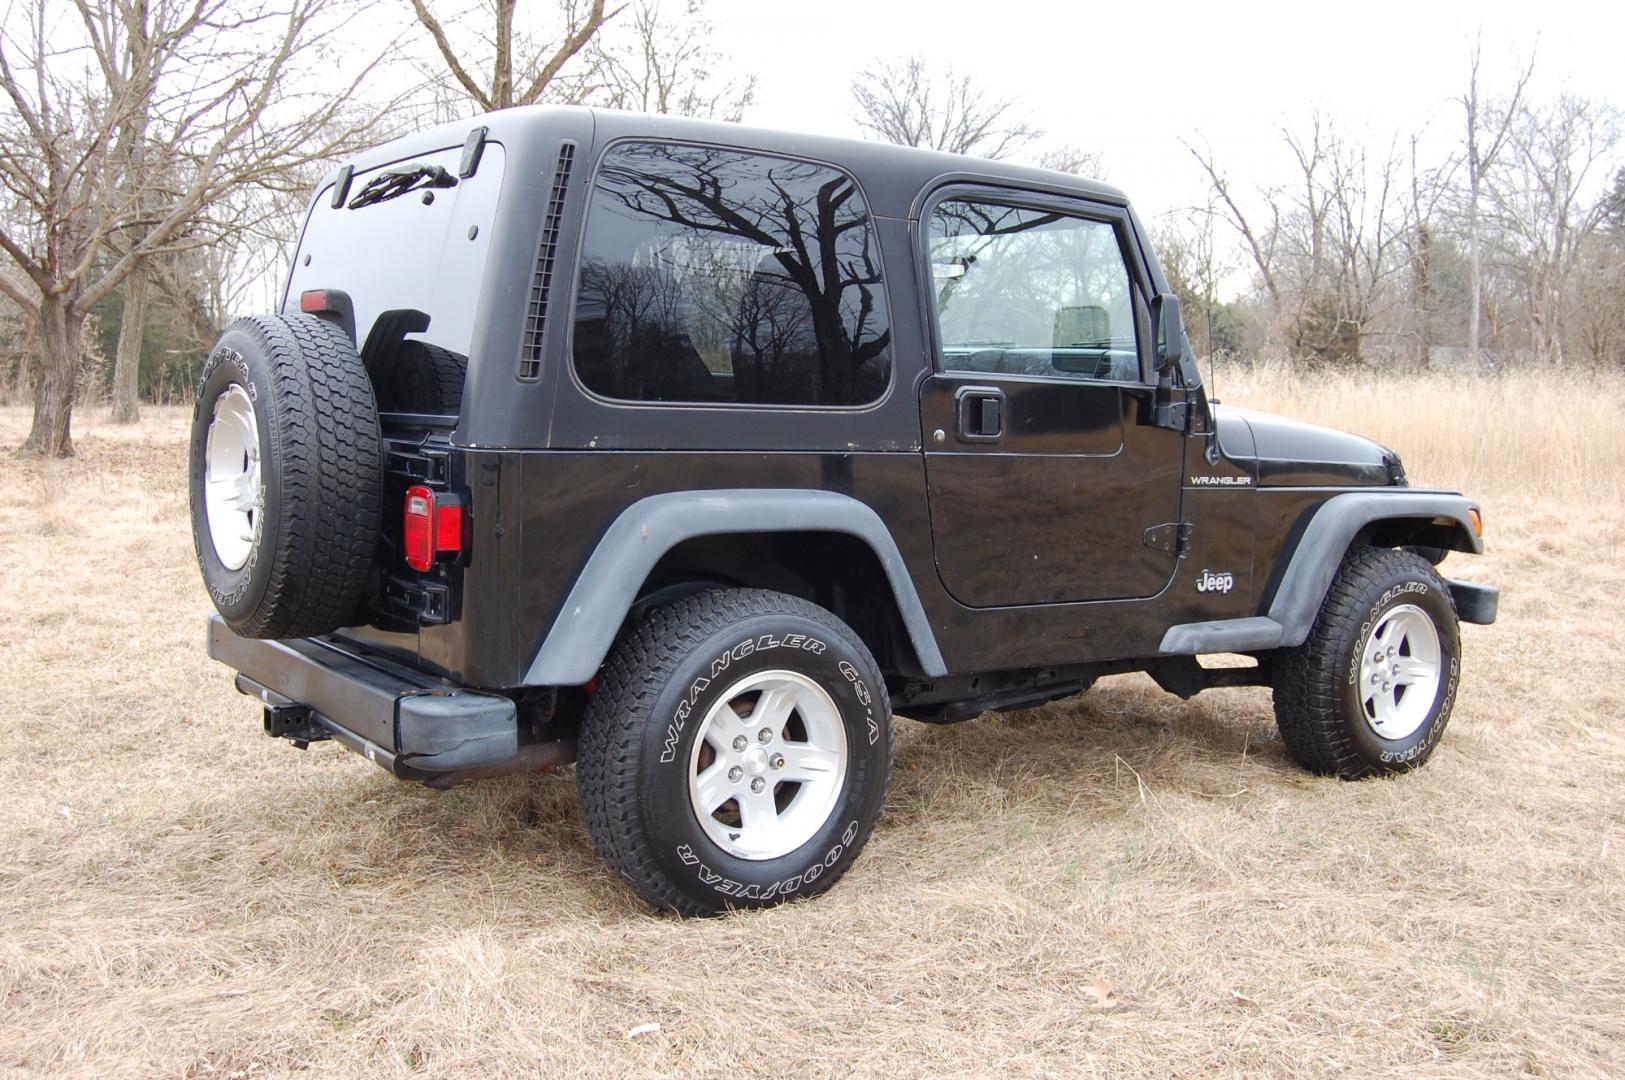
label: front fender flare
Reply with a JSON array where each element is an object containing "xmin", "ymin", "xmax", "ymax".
[
  {"xmin": 523, "ymin": 489, "xmax": 948, "ymax": 685},
  {"xmin": 1267, "ymin": 490, "xmax": 1484, "ymax": 647}
]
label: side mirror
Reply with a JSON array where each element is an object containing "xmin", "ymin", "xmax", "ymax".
[{"xmin": 1152, "ymin": 294, "xmax": 1184, "ymax": 374}]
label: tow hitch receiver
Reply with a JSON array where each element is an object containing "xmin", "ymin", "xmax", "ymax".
[{"xmin": 259, "ymin": 697, "xmax": 329, "ymax": 749}]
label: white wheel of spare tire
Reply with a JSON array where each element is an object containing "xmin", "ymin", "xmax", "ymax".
[{"xmin": 202, "ymin": 384, "xmax": 262, "ymax": 571}]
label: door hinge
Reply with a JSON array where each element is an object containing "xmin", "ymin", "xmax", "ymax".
[{"xmin": 1143, "ymin": 522, "xmax": 1192, "ymax": 556}]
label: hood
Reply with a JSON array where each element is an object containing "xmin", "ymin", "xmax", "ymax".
[{"xmin": 1221, "ymin": 407, "xmax": 1402, "ymax": 487}]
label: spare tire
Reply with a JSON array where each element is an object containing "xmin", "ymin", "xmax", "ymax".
[{"xmin": 189, "ymin": 314, "xmax": 383, "ymax": 639}]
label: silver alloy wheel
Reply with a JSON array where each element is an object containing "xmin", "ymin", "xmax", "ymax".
[
  {"xmin": 687, "ymin": 669, "xmax": 849, "ymax": 861},
  {"xmin": 203, "ymin": 384, "xmax": 262, "ymax": 571},
  {"xmin": 1357, "ymin": 603, "xmax": 1442, "ymax": 741}
]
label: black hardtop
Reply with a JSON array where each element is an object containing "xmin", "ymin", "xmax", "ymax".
[
  {"xmin": 297, "ymin": 104, "xmax": 1150, "ymax": 452},
  {"xmin": 319, "ymin": 104, "xmax": 1131, "ymax": 221}
]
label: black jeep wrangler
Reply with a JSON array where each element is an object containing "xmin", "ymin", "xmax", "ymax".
[{"xmin": 191, "ymin": 106, "xmax": 1498, "ymax": 914}]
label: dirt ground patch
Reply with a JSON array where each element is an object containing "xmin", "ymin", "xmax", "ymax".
[{"xmin": 1, "ymin": 371, "xmax": 1622, "ymax": 1078}]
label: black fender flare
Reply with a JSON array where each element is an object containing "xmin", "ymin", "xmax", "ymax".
[
  {"xmin": 1159, "ymin": 491, "xmax": 1489, "ymax": 655},
  {"xmin": 1267, "ymin": 491, "xmax": 1482, "ymax": 646},
  {"xmin": 523, "ymin": 489, "xmax": 948, "ymax": 685}
]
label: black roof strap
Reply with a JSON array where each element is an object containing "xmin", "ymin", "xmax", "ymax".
[
  {"xmin": 459, "ymin": 126, "xmax": 490, "ymax": 179},
  {"xmin": 330, "ymin": 164, "xmax": 354, "ymax": 209}
]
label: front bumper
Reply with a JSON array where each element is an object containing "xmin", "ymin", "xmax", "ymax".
[
  {"xmin": 206, "ymin": 614, "xmax": 518, "ymax": 778},
  {"xmin": 1447, "ymin": 579, "xmax": 1499, "ymax": 625}
]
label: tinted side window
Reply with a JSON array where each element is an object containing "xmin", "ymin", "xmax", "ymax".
[
  {"xmin": 928, "ymin": 200, "xmax": 1140, "ymax": 382},
  {"xmin": 572, "ymin": 142, "xmax": 892, "ymax": 406}
]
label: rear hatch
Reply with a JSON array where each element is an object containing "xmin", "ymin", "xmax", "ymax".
[{"xmin": 281, "ymin": 133, "xmax": 510, "ymax": 677}]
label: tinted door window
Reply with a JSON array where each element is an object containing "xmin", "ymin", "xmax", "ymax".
[
  {"xmin": 928, "ymin": 200, "xmax": 1140, "ymax": 382},
  {"xmin": 572, "ymin": 142, "xmax": 892, "ymax": 406}
]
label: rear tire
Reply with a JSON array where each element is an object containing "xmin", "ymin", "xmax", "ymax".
[
  {"xmin": 188, "ymin": 314, "xmax": 383, "ymax": 639},
  {"xmin": 1272, "ymin": 547, "xmax": 1461, "ymax": 779},
  {"xmin": 576, "ymin": 589, "xmax": 892, "ymax": 915}
]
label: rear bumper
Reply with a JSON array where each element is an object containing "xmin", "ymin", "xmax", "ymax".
[{"xmin": 206, "ymin": 614, "xmax": 518, "ymax": 777}]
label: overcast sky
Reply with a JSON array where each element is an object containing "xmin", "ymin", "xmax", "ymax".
[{"xmin": 704, "ymin": 0, "xmax": 1624, "ymax": 229}]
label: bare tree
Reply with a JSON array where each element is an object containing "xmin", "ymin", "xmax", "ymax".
[
  {"xmin": 1187, "ymin": 117, "xmax": 1409, "ymax": 364},
  {"xmin": 0, "ymin": 0, "xmax": 390, "ymax": 456},
  {"xmin": 579, "ymin": 0, "xmax": 754, "ymax": 121},
  {"xmin": 1395, "ymin": 134, "xmax": 1459, "ymax": 367},
  {"xmin": 851, "ymin": 56, "xmax": 1038, "ymax": 160},
  {"xmin": 1034, "ymin": 144, "xmax": 1105, "ymax": 179},
  {"xmin": 1604, "ymin": 168, "xmax": 1625, "ymax": 231},
  {"xmin": 105, "ymin": 0, "xmax": 157, "ymax": 423},
  {"xmin": 1485, "ymin": 95, "xmax": 1621, "ymax": 365},
  {"xmin": 1185, "ymin": 136, "xmax": 1283, "ymax": 313},
  {"xmin": 1152, "ymin": 199, "xmax": 1236, "ymax": 363},
  {"xmin": 408, "ymin": 0, "xmax": 617, "ymax": 113},
  {"xmin": 1458, "ymin": 36, "xmax": 1535, "ymax": 363}
]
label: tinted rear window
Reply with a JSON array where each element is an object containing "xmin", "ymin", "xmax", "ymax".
[{"xmin": 572, "ymin": 141, "xmax": 892, "ymax": 407}]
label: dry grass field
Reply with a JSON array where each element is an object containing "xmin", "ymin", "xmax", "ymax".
[{"xmin": 1, "ymin": 367, "xmax": 1622, "ymax": 1078}]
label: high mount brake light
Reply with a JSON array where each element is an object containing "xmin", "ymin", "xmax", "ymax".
[{"xmin": 403, "ymin": 485, "xmax": 463, "ymax": 571}]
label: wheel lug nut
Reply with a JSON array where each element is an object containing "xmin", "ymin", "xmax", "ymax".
[
  {"xmin": 757, "ymin": 728, "xmax": 773, "ymax": 744},
  {"xmin": 732, "ymin": 735, "xmax": 747, "ymax": 752},
  {"xmin": 750, "ymin": 777, "xmax": 766, "ymax": 793},
  {"xmin": 770, "ymin": 753, "xmax": 785, "ymax": 770},
  {"xmin": 1370, "ymin": 673, "xmax": 1380, "ymax": 684},
  {"xmin": 727, "ymin": 766, "xmax": 743, "ymax": 782}
]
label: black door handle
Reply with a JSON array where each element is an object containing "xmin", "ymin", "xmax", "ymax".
[{"xmin": 954, "ymin": 386, "xmax": 1004, "ymax": 442}]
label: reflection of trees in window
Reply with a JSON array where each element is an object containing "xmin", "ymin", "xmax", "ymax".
[
  {"xmin": 575, "ymin": 142, "xmax": 892, "ymax": 406},
  {"xmin": 577, "ymin": 260, "xmax": 722, "ymax": 401}
]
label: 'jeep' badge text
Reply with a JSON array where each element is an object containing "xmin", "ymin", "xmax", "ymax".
[{"xmin": 1196, "ymin": 569, "xmax": 1234, "ymax": 594}]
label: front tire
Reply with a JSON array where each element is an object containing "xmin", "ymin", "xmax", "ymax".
[
  {"xmin": 576, "ymin": 589, "xmax": 892, "ymax": 915},
  {"xmin": 1272, "ymin": 547, "xmax": 1461, "ymax": 779}
]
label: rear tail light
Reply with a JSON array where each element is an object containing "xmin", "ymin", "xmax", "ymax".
[{"xmin": 403, "ymin": 485, "xmax": 464, "ymax": 571}]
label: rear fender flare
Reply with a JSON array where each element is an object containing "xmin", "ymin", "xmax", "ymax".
[
  {"xmin": 1267, "ymin": 491, "xmax": 1483, "ymax": 647},
  {"xmin": 523, "ymin": 489, "xmax": 947, "ymax": 685}
]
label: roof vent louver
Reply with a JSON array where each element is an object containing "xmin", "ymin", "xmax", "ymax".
[{"xmin": 518, "ymin": 141, "xmax": 576, "ymax": 382}]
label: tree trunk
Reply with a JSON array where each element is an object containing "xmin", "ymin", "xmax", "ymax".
[
  {"xmin": 111, "ymin": 265, "xmax": 148, "ymax": 423},
  {"xmin": 22, "ymin": 294, "xmax": 82, "ymax": 457},
  {"xmin": 1466, "ymin": 190, "xmax": 1482, "ymax": 363}
]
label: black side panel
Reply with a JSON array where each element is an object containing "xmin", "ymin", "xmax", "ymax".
[
  {"xmin": 503, "ymin": 447, "xmax": 1241, "ymax": 689},
  {"xmin": 348, "ymin": 446, "xmax": 1279, "ymax": 688}
]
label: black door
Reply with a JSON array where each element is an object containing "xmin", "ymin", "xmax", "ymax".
[{"xmin": 917, "ymin": 191, "xmax": 1185, "ymax": 607}]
